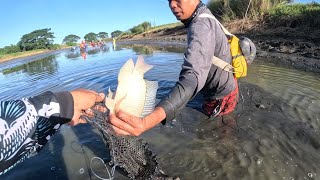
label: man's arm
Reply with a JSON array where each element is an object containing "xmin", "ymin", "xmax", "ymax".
[
  {"xmin": 109, "ymin": 21, "xmax": 215, "ymax": 136},
  {"xmin": 154, "ymin": 21, "xmax": 216, "ymax": 123}
]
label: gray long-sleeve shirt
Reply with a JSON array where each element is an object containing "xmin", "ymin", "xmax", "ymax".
[{"xmin": 157, "ymin": 5, "xmax": 235, "ymax": 122}]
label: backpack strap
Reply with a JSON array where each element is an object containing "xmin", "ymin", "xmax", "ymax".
[
  {"xmin": 212, "ymin": 56, "xmax": 234, "ymax": 73},
  {"xmin": 198, "ymin": 13, "xmax": 233, "ymax": 36},
  {"xmin": 198, "ymin": 13, "xmax": 234, "ymax": 72}
]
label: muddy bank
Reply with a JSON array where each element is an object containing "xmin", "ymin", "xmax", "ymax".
[{"xmin": 118, "ymin": 24, "xmax": 320, "ymax": 73}]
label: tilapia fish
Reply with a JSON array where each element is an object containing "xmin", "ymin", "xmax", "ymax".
[{"xmin": 106, "ymin": 55, "xmax": 158, "ymax": 117}]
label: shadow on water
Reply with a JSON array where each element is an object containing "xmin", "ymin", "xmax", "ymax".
[{"xmin": 1, "ymin": 127, "xmax": 69, "ymax": 180}]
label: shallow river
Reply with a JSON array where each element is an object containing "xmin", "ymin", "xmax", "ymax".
[{"xmin": 1, "ymin": 43, "xmax": 319, "ymax": 180}]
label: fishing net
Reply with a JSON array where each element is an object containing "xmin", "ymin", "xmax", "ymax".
[{"xmin": 82, "ymin": 102, "xmax": 176, "ymax": 180}]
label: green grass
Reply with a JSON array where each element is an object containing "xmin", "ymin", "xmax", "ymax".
[
  {"xmin": 267, "ymin": 3, "xmax": 320, "ymax": 27},
  {"xmin": 118, "ymin": 22, "xmax": 182, "ymax": 39},
  {"xmin": 0, "ymin": 49, "xmax": 46, "ymax": 61},
  {"xmin": 149, "ymin": 22, "xmax": 183, "ymax": 31},
  {"xmin": 0, "ymin": 45, "xmax": 71, "ymax": 62},
  {"xmin": 207, "ymin": 0, "xmax": 289, "ymax": 21},
  {"xmin": 137, "ymin": 22, "xmax": 182, "ymax": 36},
  {"xmin": 269, "ymin": 3, "xmax": 320, "ymax": 17},
  {"xmin": 206, "ymin": 0, "xmax": 320, "ymax": 28}
]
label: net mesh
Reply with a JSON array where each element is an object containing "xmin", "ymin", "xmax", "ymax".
[{"xmin": 82, "ymin": 102, "xmax": 176, "ymax": 180}]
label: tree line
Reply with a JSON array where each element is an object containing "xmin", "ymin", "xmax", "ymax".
[
  {"xmin": 0, "ymin": 28, "xmax": 57, "ymax": 55},
  {"xmin": 0, "ymin": 30, "xmax": 110, "ymax": 55},
  {"xmin": 1, "ymin": 20, "xmax": 152, "ymax": 55},
  {"xmin": 2, "ymin": 0, "xmax": 319, "ymax": 56},
  {"xmin": 62, "ymin": 32, "xmax": 109, "ymax": 46}
]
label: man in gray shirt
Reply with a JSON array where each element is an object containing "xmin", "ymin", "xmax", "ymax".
[{"xmin": 109, "ymin": 0, "xmax": 238, "ymax": 136}]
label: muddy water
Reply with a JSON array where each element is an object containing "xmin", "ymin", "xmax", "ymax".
[
  {"xmin": 143, "ymin": 61, "xmax": 320, "ymax": 180},
  {"xmin": 0, "ymin": 44, "xmax": 319, "ymax": 180}
]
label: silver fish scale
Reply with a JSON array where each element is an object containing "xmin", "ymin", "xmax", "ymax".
[{"xmin": 83, "ymin": 102, "xmax": 176, "ymax": 180}]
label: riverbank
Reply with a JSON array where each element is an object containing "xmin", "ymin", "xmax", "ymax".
[
  {"xmin": 118, "ymin": 20, "xmax": 320, "ymax": 73},
  {"xmin": 0, "ymin": 46, "xmax": 71, "ymax": 63}
]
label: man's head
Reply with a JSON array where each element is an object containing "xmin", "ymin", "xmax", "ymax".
[{"xmin": 168, "ymin": 0, "xmax": 200, "ymax": 21}]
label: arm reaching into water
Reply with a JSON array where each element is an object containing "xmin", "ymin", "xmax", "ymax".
[{"xmin": 0, "ymin": 89, "xmax": 104, "ymax": 175}]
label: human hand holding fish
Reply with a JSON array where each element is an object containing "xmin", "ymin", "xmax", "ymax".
[
  {"xmin": 105, "ymin": 56, "xmax": 167, "ymax": 136},
  {"xmin": 109, "ymin": 106, "xmax": 166, "ymax": 136},
  {"xmin": 109, "ymin": 110, "xmax": 146, "ymax": 136}
]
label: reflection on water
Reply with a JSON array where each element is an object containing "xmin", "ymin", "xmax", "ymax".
[
  {"xmin": 0, "ymin": 43, "xmax": 319, "ymax": 180},
  {"xmin": 2, "ymin": 55, "xmax": 58, "ymax": 76},
  {"xmin": 65, "ymin": 46, "xmax": 110, "ymax": 60}
]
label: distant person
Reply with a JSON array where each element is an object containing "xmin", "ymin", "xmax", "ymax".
[
  {"xmin": 109, "ymin": 0, "xmax": 240, "ymax": 136},
  {"xmin": 91, "ymin": 41, "xmax": 96, "ymax": 47},
  {"xmin": 80, "ymin": 40, "xmax": 87, "ymax": 51},
  {"xmin": 99, "ymin": 40, "xmax": 104, "ymax": 47},
  {"xmin": 81, "ymin": 50, "xmax": 87, "ymax": 60},
  {"xmin": 0, "ymin": 89, "xmax": 105, "ymax": 175},
  {"xmin": 112, "ymin": 38, "xmax": 116, "ymax": 50}
]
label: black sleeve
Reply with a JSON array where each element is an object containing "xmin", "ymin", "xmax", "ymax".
[{"xmin": 0, "ymin": 91, "xmax": 74, "ymax": 175}]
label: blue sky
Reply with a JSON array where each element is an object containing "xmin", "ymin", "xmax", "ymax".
[{"xmin": 0, "ymin": 0, "xmax": 317, "ymax": 48}]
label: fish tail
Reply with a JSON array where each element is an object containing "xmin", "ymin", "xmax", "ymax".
[
  {"xmin": 135, "ymin": 56, "xmax": 153, "ymax": 75},
  {"xmin": 105, "ymin": 97, "xmax": 115, "ymax": 114},
  {"xmin": 107, "ymin": 87, "xmax": 114, "ymax": 99}
]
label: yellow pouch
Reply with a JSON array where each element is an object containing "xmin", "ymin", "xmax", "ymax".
[
  {"xmin": 229, "ymin": 36, "xmax": 247, "ymax": 78},
  {"xmin": 199, "ymin": 13, "xmax": 249, "ymax": 79}
]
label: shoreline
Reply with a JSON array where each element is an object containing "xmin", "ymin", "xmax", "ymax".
[
  {"xmin": 118, "ymin": 34, "xmax": 320, "ymax": 73},
  {"xmin": 0, "ymin": 46, "xmax": 71, "ymax": 64},
  {"xmin": 1, "ymin": 37, "xmax": 318, "ymax": 74}
]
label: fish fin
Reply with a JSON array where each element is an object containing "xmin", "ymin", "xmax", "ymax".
[
  {"xmin": 141, "ymin": 80, "xmax": 158, "ymax": 117},
  {"xmin": 105, "ymin": 97, "xmax": 115, "ymax": 114},
  {"xmin": 107, "ymin": 87, "xmax": 114, "ymax": 99},
  {"xmin": 118, "ymin": 59, "xmax": 134, "ymax": 82},
  {"xmin": 134, "ymin": 56, "xmax": 153, "ymax": 75}
]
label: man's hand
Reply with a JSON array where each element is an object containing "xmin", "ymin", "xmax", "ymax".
[
  {"xmin": 109, "ymin": 111, "xmax": 147, "ymax": 136},
  {"xmin": 69, "ymin": 89, "xmax": 105, "ymax": 126},
  {"xmin": 109, "ymin": 107, "xmax": 167, "ymax": 136}
]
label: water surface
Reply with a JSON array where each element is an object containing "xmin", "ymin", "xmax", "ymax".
[{"xmin": 1, "ymin": 43, "xmax": 319, "ymax": 180}]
